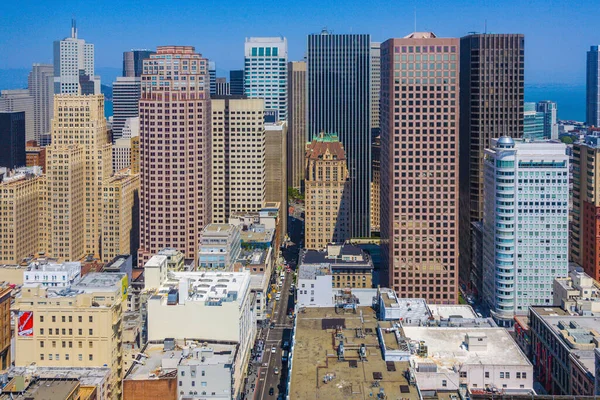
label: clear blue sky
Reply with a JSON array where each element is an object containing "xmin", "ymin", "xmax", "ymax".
[{"xmin": 0, "ymin": 0, "xmax": 598, "ymax": 84}]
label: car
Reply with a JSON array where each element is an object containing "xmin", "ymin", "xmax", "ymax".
[
  {"xmin": 275, "ymin": 293, "xmax": 281, "ymax": 301},
  {"xmin": 274, "ymin": 367, "xmax": 279, "ymax": 375},
  {"xmin": 271, "ymin": 346, "xmax": 276, "ymax": 354},
  {"xmin": 270, "ymin": 322, "xmax": 276, "ymax": 329},
  {"xmin": 283, "ymin": 340, "xmax": 289, "ymax": 349},
  {"xmin": 269, "ymin": 387, "xmax": 275, "ymax": 396}
]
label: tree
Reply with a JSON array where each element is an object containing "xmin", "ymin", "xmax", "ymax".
[{"xmin": 560, "ymin": 135, "xmax": 574, "ymax": 144}]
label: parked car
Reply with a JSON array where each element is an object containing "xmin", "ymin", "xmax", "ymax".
[
  {"xmin": 274, "ymin": 367, "xmax": 279, "ymax": 375},
  {"xmin": 271, "ymin": 346, "xmax": 276, "ymax": 354},
  {"xmin": 275, "ymin": 293, "xmax": 281, "ymax": 301},
  {"xmin": 269, "ymin": 387, "xmax": 275, "ymax": 396}
]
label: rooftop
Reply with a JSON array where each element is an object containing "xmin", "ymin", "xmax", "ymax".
[
  {"xmin": 26, "ymin": 261, "xmax": 81, "ymax": 273},
  {"xmin": 290, "ymin": 306, "xmax": 419, "ymax": 400},
  {"xmin": 7, "ymin": 366, "xmax": 110, "ymax": 389},
  {"xmin": 428, "ymin": 305, "xmax": 478, "ymax": 320},
  {"xmin": 402, "ymin": 327, "xmax": 532, "ymax": 370},
  {"xmin": 202, "ymin": 223, "xmax": 239, "ymax": 235},
  {"xmin": 237, "ymin": 249, "xmax": 268, "ymax": 267},
  {"xmin": 154, "ymin": 270, "xmax": 250, "ymax": 303},
  {"xmin": 72, "ymin": 272, "xmax": 126, "ymax": 292},
  {"xmin": 1, "ymin": 378, "xmax": 79, "ymax": 400},
  {"xmin": 240, "ymin": 227, "xmax": 274, "ymax": 244},
  {"xmin": 301, "ymin": 245, "xmax": 373, "ymax": 269},
  {"xmin": 298, "ymin": 264, "xmax": 331, "ymax": 280},
  {"xmin": 306, "ymin": 133, "xmax": 347, "ymax": 161},
  {"xmin": 532, "ymin": 307, "xmax": 600, "ymax": 350},
  {"xmin": 145, "ymin": 255, "xmax": 168, "ymax": 268},
  {"xmin": 126, "ymin": 341, "xmax": 237, "ymax": 381}
]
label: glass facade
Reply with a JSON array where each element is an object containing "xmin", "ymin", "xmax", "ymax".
[
  {"xmin": 307, "ymin": 33, "xmax": 371, "ymax": 238},
  {"xmin": 523, "ymin": 102, "xmax": 545, "ymax": 140}
]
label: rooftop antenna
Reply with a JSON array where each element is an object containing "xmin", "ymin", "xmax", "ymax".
[
  {"xmin": 414, "ymin": 6, "xmax": 417, "ymax": 33},
  {"xmin": 71, "ymin": 16, "xmax": 77, "ymax": 38}
]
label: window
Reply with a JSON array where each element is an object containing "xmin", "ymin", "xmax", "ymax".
[
  {"xmin": 201, "ymin": 382, "xmax": 207, "ymax": 387},
  {"xmin": 78, "ymin": 354, "xmax": 82, "ymax": 361},
  {"xmin": 56, "ymin": 354, "xmax": 59, "ymax": 360},
  {"xmin": 500, "ymin": 372, "xmax": 504, "ymax": 378},
  {"xmin": 201, "ymin": 371, "xmax": 205, "ymax": 376},
  {"xmin": 516, "ymin": 372, "xmax": 521, "ymax": 379},
  {"xmin": 89, "ymin": 354, "xmax": 93, "ymax": 361},
  {"xmin": 459, "ymin": 372, "xmax": 467, "ymax": 378},
  {"xmin": 179, "ymin": 381, "xmax": 182, "ymax": 387},
  {"xmin": 442, "ymin": 380, "xmax": 447, "ymax": 387},
  {"xmin": 89, "ymin": 329, "xmax": 93, "ymax": 335},
  {"xmin": 40, "ymin": 316, "xmax": 44, "ymax": 322},
  {"xmin": 522, "ymin": 372, "xmax": 526, "ymax": 379},
  {"xmin": 89, "ymin": 316, "xmax": 93, "ymax": 323},
  {"xmin": 78, "ymin": 329, "xmax": 82, "ymax": 335},
  {"xmin": 62, "ymin": 316, "xmax": 66, "ymax": 322},
  {"xmin": 505, "ymin": 372, "xmax": 510, "ymax": 379},
  {"xmin": 181, "ymin": 371, "xmax": 185, "ymax": 377},
  {"xmin": 40, "ymin": 354, "xmax": 44, "ymax": 360},
  {"xmin": 65, "ymin": 354, "xmax": 69, "ymax": 360},
  {"xmin": 52, "ymin": 341, "xmax": 56, "ymax": 348},
  {"xmin": 69, "ymin": 316, "xmax": 72, "ymax": 322},
  {"xmin": 192, "ymin": 381, "xmax": 196, "ymax": 387},
  {"xmin": 40, "ymin": 341, "xmax": 44, "ymax": 348},
  {"xmin": 485, "ymin": 371, "xmax": 489, "ymax": 378},
  {"xmin": 40, "ymin": 328, "xmax": 44, "ymax": 335},
  {"xmin": 89, "ymin": 341, "xmax": 93, "ymax": 348},
  {"xmin": 48, "ymin": 354, "xmax": 53, "ymax": 360},
  {"xmin": 52, "ymin": 316, "xmax": 56, "ymax": 322},
  {"xmin": 78, "ymin": 316, "xmax": 82, "ymax": 323},
  {"xmin": 78, "ymin": 341, "xmax": 83, "ymax": 348}
]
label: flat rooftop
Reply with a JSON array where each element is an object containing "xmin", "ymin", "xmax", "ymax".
[
  {"xmin": 290, "ymin": 306, "xmax": 419, "ymax": 400},
  {"xmin": 156, "ymin": 271, "xmax": 250, "ymax": 303},
  {"xmin": 72, "ymin": 272, "xmax": 125, "ymax": 291},
  {"xmin": 26, "ymin": 261, "xmax": 80, "ymax": 273},
  {"xmin": 7, "ymin": 366, "xmax": 110, "ymax": 388},
  {"xmin": 240, "ymin": 228, "xmax": 274, "ymax": 243},
  {"xmin": 428, "ymin": 305, "xmax": 478, "ymax": 320},
  {"xmin": 402, "ymin": 327, "xmax": 531, "ymax": 371},
  {"xmin": 298, "ymin": 264, "xmax": 330, "ymax": 280},
  {"xmin": 1, "ymin": 378, "xmax": 78, "ymax": 399},
  {"xmin": 202, "ymin": 223, "xmax": 238, "ymax": 235},
  {"xmin": 126, "ymin": 342, "xmax": 237, "ymax": 381}
]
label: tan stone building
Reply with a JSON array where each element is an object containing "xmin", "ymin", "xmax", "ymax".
[
  {"xmin": 0, "ymin": 286, "xmax": 11, "ymax": 370},
  {"xmin": 102, "ymin": 169, "xmax": 140, "ymax": 263},
  {"xmin": 49, "ymin": 95, "xmax": 112, "ymax": 259},
  {"xmin": 304, "ymin": 133, "xmax": 350, "ymax": 250},
  {"xmin": 14, "ymin": 272, "xmax": 127, "ymax": 400},
  {"xmin": 370, "ymin": 136, "xmax": 380, "ymax": 233},
  {"xmin": 211, "ymin": 98, "xmax": 265, "ymax": 223},
  {"xmin": 45, "ymin": 144, "xmax": 85, "ymax": 261},
  {"xmin": 0, "ymin": 167, "xmax": 45, "ymax": 265}
]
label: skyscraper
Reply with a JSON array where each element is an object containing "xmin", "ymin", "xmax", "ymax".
[
  {"xmin": 111, "ymin": 77, "xmax": 141, "ymax": 141},
  {"xmin": 523, "ymin": 102, "xmax": 545, "ymax": 140},
  {"xmin": 27, "ymin": 64, "xmax": 54, "ymax": 142},
  {"xmin": 210, "ymin": 98, "xmax": 265, "ymax": 224},
  {"xmin": 482, "ymin": 138, "xmax": 569, "ymax": 326},
  {"xmin": 0, "ymin": 112, "xmax": 26, "ymax": 169},
  {"xmin": 287, "ymin": 61, "xmax": 306, "ymax": 190},
  {"xmin": 371, "ymin": 42, "xmax": 381, "ymax": 136},
  {"xmin": 587, "ymin": 45, "xmax": 600, "ymax": 127},
  {"xmin": 209, "ymin": 61, "xmax": 217, "ymax": 96},
  {"xmin": 265, "ymin": 121, "xmax": 288, "ymax": 235},
  {"xmin": 370, "ymin": 136, "xmax": 380, "ymax": 233},
  {"xmin": 304, "ymin": 133, "xmax": 350, "ymax": 249},
  {"xmin": 138, "ymin": 46, "xmax": 211, "ymax": 266},
  {"xmin": 229, "ymin": 70, "xmax": 244, "ymax": 96},
  {"xmin": 123, "ymin": 49, "xmax": 155, "ymax": 77},
  {"xmin": 536, "ymin": 100, "xmax": 558, "ymax": 139},
  {"xmin": 307, "ymin": 31, "xmax": 371, "ymax": 237},
  {"xmin": 48, "ymin": 95, "xmax": 112, "ymax": 259},
  {"xmin": 571, "ymin": 134, "xmax": 600, "ymax": 280},
  {"xmin": 0, "ymin": 89, "xmax": 34, "ymax": 142},
  {"xmin": 244, "ymin": 37, "xmax": 288, "ymax": 120},
  {"xmin": 53, "ymin": 20, "xmax": 100, "ymax": 94},
  {"xmin": 380, "ymin": 33, "xmax": 459, "ymax": 303},
  {"xmin": 459, "ymin": 33, "xmax": 524, "ymax": 293}
]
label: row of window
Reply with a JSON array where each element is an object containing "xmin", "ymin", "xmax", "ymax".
[
  {"xmin": 40, "ymin": 353, "xmax": 93, "ymax": 361},
  {"xmin": 39, "ymin": 315, "xmax": 92, "ymax": 323}
]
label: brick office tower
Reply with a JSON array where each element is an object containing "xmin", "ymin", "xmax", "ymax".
[
  {"xmin": 138, "ymin": 46, "xmax": 211, "ymax": 267},
  {"xmin": 380, "ymin": 33, "xmax": 460, "ymax": 303}
]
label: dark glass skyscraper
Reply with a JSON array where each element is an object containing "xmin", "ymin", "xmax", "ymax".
[
  {"xmin": 0, "ymin": 112, "xmax": 26, "ymax": 169},
  {"xmin": 123, "ymin": 50, "xmax": 155, "ymax": 78},
  {"xmin": 458, "ymin": 33, "xmax": 524, "ymax": 294},
  {"xmin": 307, "ymin": 32, "xmax": 371, "ymax": 237},
  {"xmin": 587, "ymin": 46, "xmax": 600, "ymax": 127},
  {"xmin": 229, "ymin": 70, "xmax": 244, "ymax": 96}
]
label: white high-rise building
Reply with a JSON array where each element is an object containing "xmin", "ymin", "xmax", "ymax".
[
  {"xmin": 111, "ymin": 77, "xmax": 141, "ymax": 141},
  {"xmin": 53, "ymin": 19, "xmax": 100, "ymax": 95},
  {"xmin": 244, "ymin": 37, "xmax": 288, "ymax": 121},
  {"xmin": 0, "ymin": 89, "xmax": 35, "ymax": 142},
  {"xmin": 482, "ymin": 137, "xmax": 569, "ymax": 327},
  {"xmin": 27, "ymin": 64, "xmax": 54, "ymax": 142}
]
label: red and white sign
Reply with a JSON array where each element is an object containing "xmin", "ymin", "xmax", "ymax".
[{"xmin": 17, "ymin": 311, "xmax": 33, "ymax": 337}]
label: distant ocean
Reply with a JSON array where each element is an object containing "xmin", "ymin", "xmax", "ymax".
[{"xmin": 0, "ymin": 68, "xmax": 587, "ymax": 122}]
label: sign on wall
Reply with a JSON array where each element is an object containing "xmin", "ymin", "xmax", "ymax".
[{"xmin": 17, "ymin": 311, "xmax": 33, "ymax": 337}]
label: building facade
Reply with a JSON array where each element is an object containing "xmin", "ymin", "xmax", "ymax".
[
  {"xmin": 15, "ymin": 273, "xmax": 127, "ymax": 400},
  {"xmin": 26, "ymin": 140, "xmax": 46, "ymax": 171},
  {"xmin": 229, "ymin": 69, "xmax": 244, "ymax": 96},
  {"xmin": 111, "ymin": 77, "xmax": 141, "ymax": 141},
  {"xmin": 27, "ymin": 64, "xmax": 54, "ymax": 142},
  {"xmin": 370, "ymin": 136, "xmax": 380, "ymax": 233},
  {"xmin": 138, "ymin": 46, "xmax": 212, "ymax": 267},
  {"xmin": 0, "ymin": 287, "xmax": 10, "ymax": 370},
  {"xmin": 210, "ymin": 98, "xmax": 265, "ymax": 224},
  {"xmin": 53, "ymin": 20, "xmax": 99, "ymax": 95},
  {"xmin": 459, "ymin": 33, "xmax": 524, "ymax": 293},
  {"xmin": 287, "ymin": 61, "xmax": 307, "ymax": 190},
  {"xmin": 304, "ymin": 133, "xmax": 351, "ymax": 250},
  {"xmin": 198, "ymin": 224, "xmax": 242, "ymax": 270},
  {"xmin": 123, "ymin": 50, "xmax": 155, "ymax": 78},
  {"xmin": 244, "ymin": 37, "xmax": 288, "ymax": 120},
  {"xmin": 0, "ymin": 112, "xmax": 26, "ymax": 169},
  {"xmin": 265, "ymin": 121, "xmax": 287, "ymax": 236},
  {"xmin": 380, "ymin": 33, "xmax": 459, "ymax": 303},
  {"xmin": 587, "ymin": 45, "xmax": 600, "ymax": 127},
  {"xmin": 537, "ymin": 100, "xmax": 558, "ymax": 139},
  {"xmin": 102, "ymin": 170, "xmax": 140, "ymax": 263},
  {"xmin": 523, "ymin": 102, "xmax": 545, "ymax": 140},
  {"xmin": 307, "ymin": 32, "xmax": 371, "ymax": 237},
  {"xmin": 215, "ymin": 77, "xmax": 230, "ymax": 95},
  {"xmin": 571, "ymin": 135, "xmax": 600, "ymax": 280},
  {"xmin": 482, "ymin": 138, "xmax": 569, "ymax": 326},
  {"xmin": 371, "ymin": 42, "xmax": 381, "ymax": 134},
  {"xmin": 0, "ymin": 89, "xmax": 34, "ymax": 143},
  {"xmin": 48, "ymin": 94, "xmax": 112, "ymax": 259},
  {"xmin": 0, "ymin": 167, "xmax": 45, "ymax": 264}
]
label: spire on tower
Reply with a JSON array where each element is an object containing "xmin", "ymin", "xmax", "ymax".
[{"xmin": 71, "ymin": 17, "xmax": 77, "ymax": 38}]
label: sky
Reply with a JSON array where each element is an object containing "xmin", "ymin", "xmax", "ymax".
[{"xmin": 0, "ymin": 0, "xmax": 598, "ymax": 85}]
